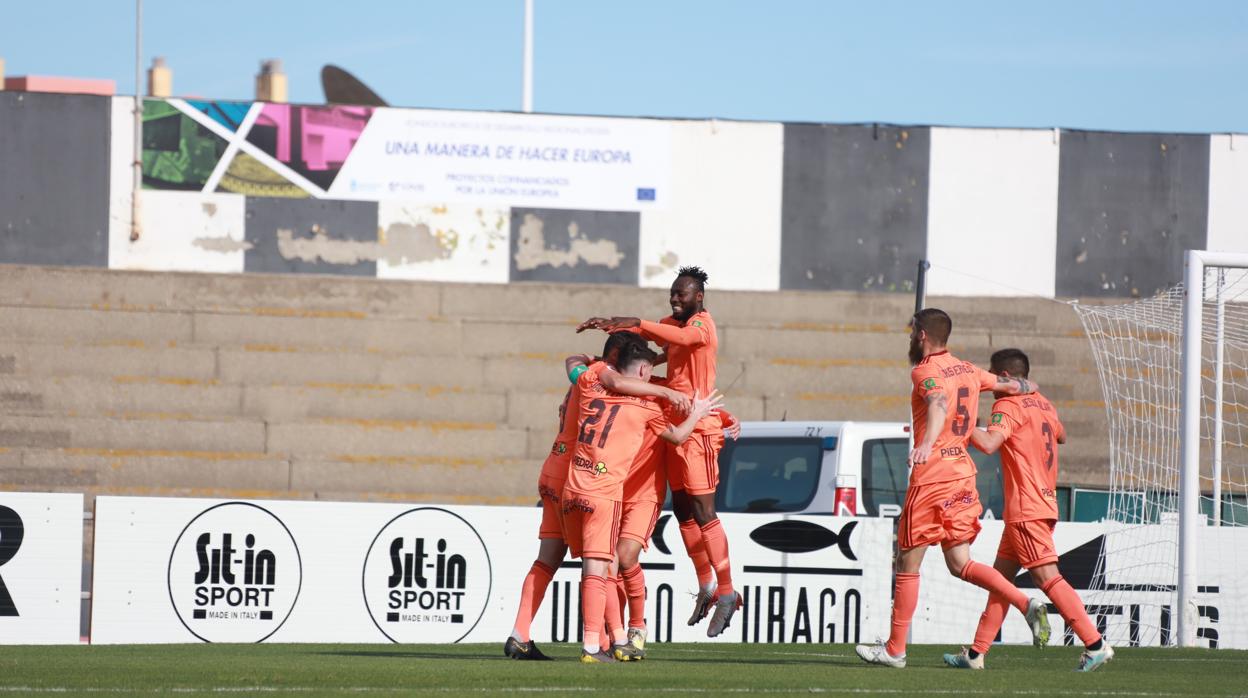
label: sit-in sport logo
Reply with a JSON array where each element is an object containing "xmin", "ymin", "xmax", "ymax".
[
  {"xmin": 362, "ymin": 507, "xmax": 492, "ymax": 643},
  {"xmin": 991, "ymin": 412, "xmax": 1005, "ymax": 425},
  {"xmin": 167, "ymin": 502, "xmax": 302, "ymax": 643}
]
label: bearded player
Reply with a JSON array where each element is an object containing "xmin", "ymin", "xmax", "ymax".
[
  {"xmin": 943, "ymin": 348, "xmax": 1114, "ymax": 672},
  {"xmin": 578, "ymin": 266, "xmax": 740, "ymax": 637},
  {"xmin": 562, "ymin": 341, "xmax": 723, "ymax": 663},
  {"xmin": 504, "ymin": 333, "xmax": 690, "ymax": 660},
  {"xmin": 856, "ymin": 308, "xmax": 1051, "ymax": 668}
]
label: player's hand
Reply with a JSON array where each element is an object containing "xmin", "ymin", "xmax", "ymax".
[
  {"xmin": 576, "ymin": 317, "xmax": 610, "ymax": 333},
  {"xmin": 600, "ymin": 316, "xmax": 641, "ymax": 332},
  {"xmin": 909, "ymin": 443, "xmax": 933, "ymax": 467},
  {"xmin": 690, "ymin": 389, "xmax": 724, "ymax": 420},
  {"xmin": 724, "ymin": 413, "xmax": 741, "ymax": 440},
  {"xmin": 663, "ymin": 388, "xmax": 693, "ymax": 415}
]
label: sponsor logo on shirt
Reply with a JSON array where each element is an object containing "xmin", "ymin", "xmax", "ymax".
[
  {"xmin": 921, "ymin": 378, "xmax": 937, "ymax": 391},
  {"xmin": 991, "ymin": 412, "xmax": 1005, "ymax": 425},
  {"xmin": 939, "ymin": 446, "xmax": 966, "ymax": 460}
]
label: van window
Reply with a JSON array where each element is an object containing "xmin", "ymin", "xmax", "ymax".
[
  {"xmin": 861, "ymin": 438, "xmax": 909, "ymax": 515},
  {"xmin": 715, "ymin": 438, "xmax": 822, "ymax": 513}
]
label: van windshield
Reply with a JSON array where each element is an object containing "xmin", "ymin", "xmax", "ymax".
[{"xmin": 715, "ymin": 437, "xmax": 823, "ymax": 513}]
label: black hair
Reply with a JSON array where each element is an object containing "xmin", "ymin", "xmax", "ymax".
[
  {"xmin": 602, "ymin": 332, "xmax": 643, "ymax": 363},
  {"xmin": 617, "ymin": 339, "xmax": 659, "ymax": 371},
  {"xmin": 676, "ymin": 265, "xmax": 709, "ymax": 293},
  {"xmin": 913, "ymin": 307, "xmax": 952, "ymax": 345},
  {"xmin": 990, "ymin": 348, "xmax": 1030, "ymax": 379}
]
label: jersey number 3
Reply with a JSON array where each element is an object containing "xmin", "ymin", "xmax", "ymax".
[{"xmin": 1041, "ymin": 421, "xmax": 1055, "ymax": 470}]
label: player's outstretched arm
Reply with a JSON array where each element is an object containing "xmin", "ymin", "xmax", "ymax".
[
  {"xmin": 600, "ymin": 370, "xmax": 693, "ymax": 414},
  {"xmin": 661, "ymin": 390, "xmax": 723, "ymax": 444},
  {"xmin": 969, "ymin": 426, "xmax": 1006, "ymax": 454},
  {"xmin": 910, "ymin": 391, "xmax": 948, "ymax": 466},
  {"xmin": 636, "ymin": 319, "xmax": 707, "ymax": 347},
  {"xmin": 993, "ymin": 375, "xmax": 1039, "ymax": 396},
  {"xmin": 575, "ymin": 317, "xmax": 611, "ymax": 333}
]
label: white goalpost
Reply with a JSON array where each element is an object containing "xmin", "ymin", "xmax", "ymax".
[{"xmin": 1075, "ymin": 249, "xmax": 1248, "ymax": 649}]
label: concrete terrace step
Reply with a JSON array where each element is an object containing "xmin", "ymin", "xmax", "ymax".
[
  {"xmin": 2, "ymin": 448, "xmax": 537, "ymax": 504},
  {"xmin": 0, "ymin": 375, "xmax": 510, "ymax": 424},
  {"xmin": 0, "ymin": 413, "xmax": 527, "ymax": 459},
  {"xmin": 0, "ymin": 265, "xmax": 1094, "ymax": 333}
]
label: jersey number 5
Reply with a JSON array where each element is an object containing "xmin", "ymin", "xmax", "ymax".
[
  {"xmin": 578, "ymin": 399, "xmax": 621, "ymax": 448},
  {"xmin": 952, "ymin": 387, "xmax": 971, "ymax": 436}
]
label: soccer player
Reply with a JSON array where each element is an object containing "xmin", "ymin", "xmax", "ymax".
[
  {"xmin": 611, "ymin": 404, "xmax": 741, "ymax": 661},
  {"xmin": 504, "ymin": 332, "xmax": 690, "ymax": 661},
  {"xmin": 856, "ymin": 308, "xmax": 1051, "ymax": 669},
  {"xmin": 562, "ymin": 340, "xmax": 722, "ymax": 663},
  {"xmin": 943, "ymin": 348, "xmax": 1114, "ymax": 672},
  {"xmin": 577, "ymin": 266, "xmax": 741, "ymax": 637}
]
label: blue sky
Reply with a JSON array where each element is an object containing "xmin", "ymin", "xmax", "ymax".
[{"xmin": 3, "ymin": 0, "xmax": 1245, "ymax": 132}]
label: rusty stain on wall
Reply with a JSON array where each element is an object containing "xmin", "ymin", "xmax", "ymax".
[{"xmin": 513, "ymin": 213, "xmax": 624, "ymax": 271}]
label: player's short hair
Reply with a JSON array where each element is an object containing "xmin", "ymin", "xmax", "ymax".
[
  {"xmin": 602, "ymin": 331, "xmax": 642, "ymax": 362},
  {"xmin": 676, "ymin": 265, "xmax": 709, "ymax": 293},
  {"xmin": 617, "ymin": 339, "xmax": 658, "ymax": 372},
  {"xmin": 990, "ymin": 348, "xmax": 1030, "ymax": 379},
  {"xmin": 913, "ymin": 308, "xmax": 952, "ymax": 345}
]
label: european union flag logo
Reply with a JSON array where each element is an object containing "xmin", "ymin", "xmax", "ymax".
[{"xmin": 636, "ymin": 188, "xmax": 656, "ymax": 201}]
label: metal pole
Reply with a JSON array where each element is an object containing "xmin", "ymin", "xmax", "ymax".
[
  {"xmin": 130, "ymin": 0, "xmax": 143, "ymax": 242},
  {"xmin": 522, "ymin": 0, "xmax": 534, "ymax": 113},
  {"xmin": 914, "ymin": 260, "xmax": 931, "ymax": 314},
  {"xmin": 1212, "ymin": 268, "xmax": 1226, "ymax": 527},
  {"xmin": 1177, "ymin": 249, "xmax": 1204, "ymax": 647}
]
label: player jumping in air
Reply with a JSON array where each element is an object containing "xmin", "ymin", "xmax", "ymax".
[
  {"xmin": 561, "ymin": 340, "xmax": 722, "ymax": 663},
  {"xmin": 856, "ymin": 308, "xmax": 1051, "ymax": 668},
  {"xmin": 943, "ymin": 348, "xmax": 1114, "ymax": 672},
  {"xmin": 577, "ymin": 266, "xmax": 741, "ymax": 637},
  {"xmin": 504, "ymin": 333, "xmax": 690, "ymax": 661}
]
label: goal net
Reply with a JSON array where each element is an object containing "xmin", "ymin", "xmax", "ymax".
[{"xmin": 1073, "ymin": 251, "xmax": 1248, "ymax": 649}]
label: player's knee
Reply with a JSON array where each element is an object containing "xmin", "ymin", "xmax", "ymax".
[
  {"xmin": 617, "ymin": 544, "xmax": 641, "ymax": 570},
  {"xmin": 671, "ymin": 492, "xmax": 693, "ymax": 521},
  {"xmin": 690, "ymin": 498, "xmax": 716, "ymax": 525},
  {"xmin": 945, "ymin": 557, "xmax": 966, "ymax": 577}
]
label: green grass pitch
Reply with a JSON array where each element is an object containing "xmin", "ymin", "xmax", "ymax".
[{"xmin": 1, "ymin": 643, "xmax": 1244, "ymax": 696}]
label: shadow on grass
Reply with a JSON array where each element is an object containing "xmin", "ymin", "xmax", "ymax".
[{"xmin": 314, "ymin": 650, "xmax": 831, "ymax": 666}]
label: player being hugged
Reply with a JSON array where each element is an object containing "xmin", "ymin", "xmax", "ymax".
[
  {"xmin": 562, "ymin": 340, "xmax": 723, "ymax": 663},
  {"xmin": 504, "ymin": 333, "xmax": 690, "ymax": 661},
  {"xmin": 578, "ymin": 266, "xmax": 742, "ymax": 637},
  {"xmin": 943, "ymin": 348, "xmax": 1114, "ymax": 673},
  {"xmin": 857, "ymin": 308, "xmax": 1051, "ymax": 669}
]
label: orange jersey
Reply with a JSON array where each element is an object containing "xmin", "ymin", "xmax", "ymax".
[
  {"xmin": 639, "ymin": 310, "xmax": 717, "ymax": 400},
  {"xmin": 564, "ymin": 369, "xmax": 668, "ymax": 501},
  {"xmin": 910, "ymin": 351, "xmax": 998, "ymax": 486},
  {"xmin": 538, "ymin": 361, "xmax": 610, "ymax": 484},
  {"xmin": 621, "ymin": 430, "xmax": 666, "ymax": 504},
  {"xmin": 987, "ymin": 393, "xmax": 1065, "ymax": 522}
]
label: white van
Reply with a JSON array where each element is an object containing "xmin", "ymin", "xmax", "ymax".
[{"xmin": 711, "ymin": 421, "xmax": 1007, "ymax": 518}]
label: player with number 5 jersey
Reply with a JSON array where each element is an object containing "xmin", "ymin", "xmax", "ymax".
[{"xmin": 856, "ymin": 308, "xmax": 1051, "ymax": 670}]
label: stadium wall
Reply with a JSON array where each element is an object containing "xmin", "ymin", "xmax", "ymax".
[{"xmin": 2, "ymin": 93, "xmax": 1245, "ymax": 297}]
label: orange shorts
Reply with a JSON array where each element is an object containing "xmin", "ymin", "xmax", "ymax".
[
  {"xmin": 998, "ymin": 519, "xmax": 1059, "ymax": 568},
  {"xmin": 666, "ymin": 429, "xmax": 724, "ymax": 496},
  {"xmin": 618, "ymin": 499, "xmax": 661, "ymax": 550},
  {"xmin": 897, "ymin": 475, "xmax": 982, "ymax": 550},
  {"xmin": 537, "ymin": 477, "xmax": 564, "ymax": 540},
  {"xmin": 559, "ymin": 491, "xmax": 621, "ymax": 561}
]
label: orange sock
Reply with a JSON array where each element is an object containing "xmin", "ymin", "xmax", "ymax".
[
  {"xmin": 1042, "ymin": 575, "xmax": 1102, "ymax": 648},
  {"xmin": 700, "ymin": 518, "xmax": 734, "ymax": 597},
  {"xmin": 960, "ymin": 561, "xmax": 1029, "ymax": 613},
  {"xmin": 581, "ymin": 575, "xmax": 607, "ymax": 654},
  {"xmin": 971, "ymin": 592, "xmax": 1011, "ymax": 655},
  {"xmin": 621, "ymin": 565, "xmax": 647, "ymax": 629},
  {"xmin": 511, "ymin": 560, "xmax": 555, "ymax": 643},
  {"xmin": 679, "ymin": 518, "xmax": 715, "ymax": 588},
  {"xmin": 604, "ymin": 573, "xmax": 627, "ymax": 646},
  {"xmin": 886, "ymin": 572, "xmax": 919, "ymax": 657}
]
